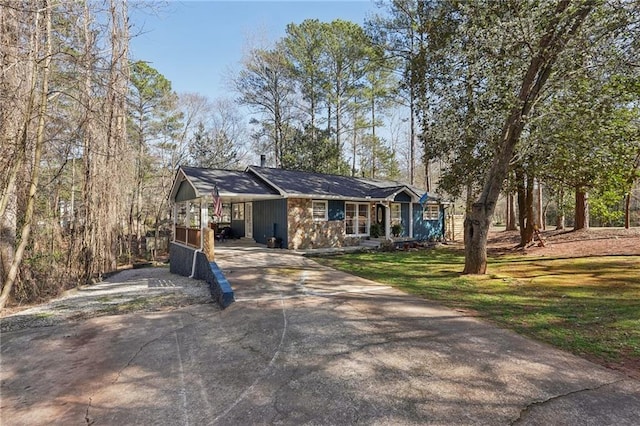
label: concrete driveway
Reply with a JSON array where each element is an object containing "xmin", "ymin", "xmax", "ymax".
[{"xmin": 1, "ymin": 247, "xmax": 639, "ymax": 425}]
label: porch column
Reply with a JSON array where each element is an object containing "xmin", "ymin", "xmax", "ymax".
[
  {"xmin": 172, "ymin": 203, "xmax": 177, "ymax": 242},
  {"xmin": 200, "ymin": 200, "xmax": 208, "ymax": 250},
  {"xmin": 385, "ymin": 204, "xmax": 391, "ymax": 239},
  {"xmin": 409, "ymin": 203, "xmax": 414, "ymax": 238}
]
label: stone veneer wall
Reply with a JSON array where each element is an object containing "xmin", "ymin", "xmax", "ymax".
[{"xmin": 287, "ymin": 198, "xmax": 361, "ymax": 249}]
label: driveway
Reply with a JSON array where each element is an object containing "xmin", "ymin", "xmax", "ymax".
[{"xmin": 1, "ymin": 247, "xmax": 639, "ymax": 425}]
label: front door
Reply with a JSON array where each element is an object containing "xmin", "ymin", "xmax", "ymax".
[
  {"xmin": 377, "ymin": 203, "xmax": 390, "ymax": 239},
  {"xmin": 376, "ymin": 204, "xmax": 386, "ymax": 225},
  {"xmin": 245, "ymin": 202, "xmax": 253, "ymax": 239}
]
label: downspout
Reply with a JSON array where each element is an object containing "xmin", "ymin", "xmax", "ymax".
[{"xmin": 189, "ymin": 248, "xmax": 202, "ymax": 279}]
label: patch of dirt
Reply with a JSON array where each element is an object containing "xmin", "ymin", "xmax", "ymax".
[
  {"xmin": 0, "ymin": 267, "xmax": 213, "ymax": 332},
  {"xmin": 486, "ymin": 227, "xmax": 640, "ymax": 258}
]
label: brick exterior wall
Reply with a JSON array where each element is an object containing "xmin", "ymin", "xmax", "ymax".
[{"xmin": 287, "ymin": 198, "xmax": 361, "ymax": 249}]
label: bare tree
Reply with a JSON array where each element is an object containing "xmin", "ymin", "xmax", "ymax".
[{"xmin": 1, "ymin": 0, "xmax": 52, "ymax": 309}]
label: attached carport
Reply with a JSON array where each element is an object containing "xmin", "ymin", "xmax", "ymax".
[{"xmin": 168, "ymin": 166, "xmax": 282, "ymax": 307}]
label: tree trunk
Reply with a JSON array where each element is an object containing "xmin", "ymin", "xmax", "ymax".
[
  {"xmin": 335, "ymin": 81, "xmax": 341, "ymax": 171},
  {"xmin": 0, "ymin": 2, "xmax": 51, "ymax": 309},
  {"xmin": 556, "ymin": 212, "xmax": 565, "ymax": 230},
  {"xmin": 371, "ymin": 95, "xmax": 376, "ymax": 178},
  {"xmin": 524, "ymin": 176, "xmax": 535, "ymax": 244},
  {"xmin": 81, "ymin": 0, "xmax": 97, "ymax": 283},
  {"xmin": 575, "ymin": 189, "xmax": 589, "ymax": 230},
  {"xmin": 506, "ymin": 191, "xmax": 518, "ymax": 231},
  {"xmin": 625, "ymin": 193, "xmax": 631, "ymax": 229},
  {"xmin": 409, "ymin": 85, "xmax": 415, "ymax": 185},
  {"xmin": 537, "ymin": 179, "xmax": 544, "ymax": 230},
  {"xmin": 516, "ymin": 169, "xmax": 534, "ymax": 246},
  {"xmin": 625, "ymin": 151, "xmax": 640, "ymax": 229},
  {"xmin": 555, "ymin": 188, "xmax": 565, "ymax": 229},
  {"xmin": 351, "ymin": 113, "xmax": 357, "ymax": 177},
  {"xmin": 462, "ymin": 1, "xmax": 593, "ymax": 274},
  {"xmin": 0, "ymin": 179, "xmax": 17, "ymax": 292},
  {"xmin": 463, "ymin": 202, "xmax": 492, "ymax": 274}
]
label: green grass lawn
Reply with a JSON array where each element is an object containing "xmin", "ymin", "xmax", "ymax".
[{"xmin": 313, "ymin": 249, "xmax": 640, "ymax": 367}]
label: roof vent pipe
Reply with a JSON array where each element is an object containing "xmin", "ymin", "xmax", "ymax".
[{"xmin": 260, "ymin": 154, "xmax": 266, "ymax": 167}]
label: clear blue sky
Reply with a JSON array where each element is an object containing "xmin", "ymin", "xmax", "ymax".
[{"xmin": 129, "ymin": 1, "xmax": 379, "ymax": 100}]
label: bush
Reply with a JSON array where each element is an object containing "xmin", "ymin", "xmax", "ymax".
[{"xmin": 370, "ymin": 223, "xmax": 383, "ymax": 238}]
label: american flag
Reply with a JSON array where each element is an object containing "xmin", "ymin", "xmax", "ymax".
[{"xmin": 212, "ymin": 185, "xmax": 223, "ymax": 219}]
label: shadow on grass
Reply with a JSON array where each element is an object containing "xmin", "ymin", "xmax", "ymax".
[{"xmin": 313, "ymin": 249, "xmax": 640, "ymax": 363}]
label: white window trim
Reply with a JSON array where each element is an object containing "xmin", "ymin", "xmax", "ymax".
[
  {"xmin": 423, "ymin": 204, "xmax": 439, "ymax": 220},
  {"xmin": 232, "ymin": 203, "xmax": 244, "ymax": 221},
  {"xmin": 312, "ymin": 200, "xmax": 328, "ymax": 221},
  {"xmin": 345, "ymin": 202, "xmax": 370, "ymax": 236}
]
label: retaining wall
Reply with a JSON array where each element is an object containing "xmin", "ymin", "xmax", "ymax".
[{"xmin": 169, "ymin": 243, "xmax": 235, "ymax": 308}]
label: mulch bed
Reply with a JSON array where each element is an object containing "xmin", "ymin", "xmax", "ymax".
[{"xmin": 486, "ymin": 227, "xmax": 640, "ymax": 258}]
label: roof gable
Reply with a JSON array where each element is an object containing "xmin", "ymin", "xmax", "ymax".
[
  {"xmin": 170, "ymin": 165, "xmax": 440, "ymax": 203},
  {"xmin": 170, "ymin": 166, "xmax": 279, "ymax": 201}
]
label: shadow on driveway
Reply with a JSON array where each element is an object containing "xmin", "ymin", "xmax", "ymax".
[{"xmin": 1, "ymin": 250, "xmax": 639, "ymax": 425}]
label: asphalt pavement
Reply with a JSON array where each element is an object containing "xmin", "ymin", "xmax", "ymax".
[{"xmin": 1, "ymin": 246, "xmax": 639, "ymax": 425}]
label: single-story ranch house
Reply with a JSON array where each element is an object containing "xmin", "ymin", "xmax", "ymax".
[{"xmin": 169, "ymin": 165, "xmax": 446, "ymax": 251}]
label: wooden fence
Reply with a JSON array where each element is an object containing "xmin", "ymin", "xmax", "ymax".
[{"xmin": 445, "ymin": 214, "xmax": 465, "ymax": 242}]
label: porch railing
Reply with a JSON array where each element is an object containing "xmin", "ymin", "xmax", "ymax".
[{"xmin": 175, "ymin": 226, "xmax": 201, "ymax": 248}]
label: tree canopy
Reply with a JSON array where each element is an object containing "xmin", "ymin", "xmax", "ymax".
[{"xmin": 2, "ymin": 0, "xmax": 640, "ymax": 309}]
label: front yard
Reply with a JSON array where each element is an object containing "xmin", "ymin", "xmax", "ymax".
[{"xmin": 314, "ymin": 244, "xmax": 640, "ymax": 378}]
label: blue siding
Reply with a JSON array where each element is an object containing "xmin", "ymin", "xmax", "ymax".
[
  {"xmin": 412, "ymin": 203, "xmax": 444, "ymax": 241},
  {"xmin": 231, "ymin": 219, "xmax": 245, "ymax": 238},
  {"xmin": 328, "ymin": 200, "xmax": 345, "ymax": 221},
  {"xmin": 400, "ymin": 203, "xmax": 410, "ymax": 237},
  {"xmin": 394, "ymin": 191, "xmax": 412, "ymax": 202},
  {"xmin": 253, "ymin": 199, "xmax": 288, "ymax": 247}
]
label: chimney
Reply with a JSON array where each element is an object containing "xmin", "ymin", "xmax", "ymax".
[{"xmin": 260, "ymin": 154, "xmax": 266, "ymax": 167}]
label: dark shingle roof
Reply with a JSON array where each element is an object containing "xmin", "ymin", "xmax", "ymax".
[
  {"xmin": 248, "ymin": 167, "xmax": 375, "ymax": 198},
  {"xmin": 177, "ymin": 165, "xmax": 438, "ymax": 202},
  {"xmin": 181, "ymin": 166, "xmax": 279, "ymax": 196},
  {"xmin": 248, "ymin": 166, "xmax": 429, "ymax": 200}
]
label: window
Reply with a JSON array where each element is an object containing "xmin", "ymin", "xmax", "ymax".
[
  {"xmin": 423, "ymin": 204, "xmax": 439, "ymax": 220},
  {"xmin": 345, "ymin": 202, "xmax": 370, "ymax": 235},
  {"xmin": 312, "ymin": 200, "xmax": 328, "ymax": 221},
  {"xmin": 346, "ymin": 203, "xmax": 356, "ymax": 235},
  {"xmin": 208, "ymin": 202, "xmax": 232, "ymax": 223},
  {"xmin": 232, "ymin": 203, "xmax": 244, "ymax": 220},
  {"xmin": 188, "ymin": 201, "xmax": 200, "ymax": 228},
  {"xmin": 390, "ymin": 203, "xmax": 402, "ymax": 226},
  {"xmin": 176, "ymin": 202, "xmax": 187, "ymax": 227},
  {"xmin": 222, "ymin": 203, "xmax": 231, "ymax": 223},
  {"xmin": 358, "ymin": 203, "xmax": 369, "ymax": 234}
]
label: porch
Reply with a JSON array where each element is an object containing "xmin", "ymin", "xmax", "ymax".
[{"xmin": 208, "ymin": 235, "xmax": 423, "ymax": 255}]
